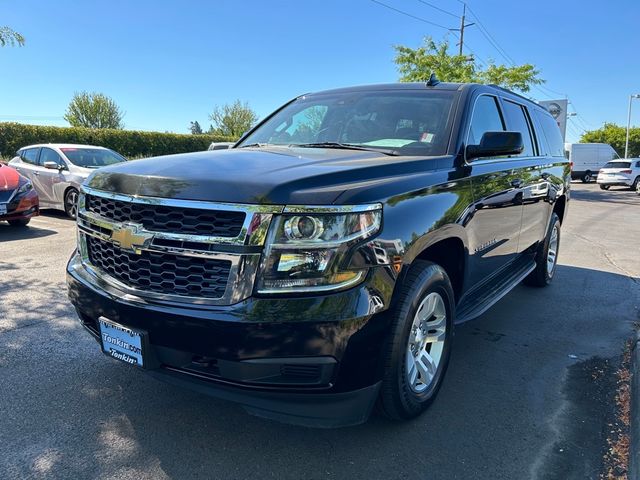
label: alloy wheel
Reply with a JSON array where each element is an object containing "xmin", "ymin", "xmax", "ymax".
[
  {"xmin": 546, "ymin": 223, "xmax": 559, "ymax": 277},
  {"xmin": 406, "ymin": 292, "xmax": 447, "ymax": 393},
  {"xmin": 66, "ymin": 190, "xmax": 79, "ymax": 219}
]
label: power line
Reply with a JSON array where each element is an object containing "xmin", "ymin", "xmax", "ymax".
[
  {"xmin": 369, "ymin": 0, "xmax": 451, "ymax": 30},
  {"xmin": 416, "ymin": 0, "xmax": 459, "ymax": 19},
  {"xmin": 464, "ymin": 3, "xmax": 516, "ymax": 65}
]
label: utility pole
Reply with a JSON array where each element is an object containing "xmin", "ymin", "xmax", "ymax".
[
  {"xmin": 455, "ymin": 3, "xmax": 474, "ymax": 56},
  {"xmin": 625, "ymin": 94, "xmax": 640, "ymax": 159}
]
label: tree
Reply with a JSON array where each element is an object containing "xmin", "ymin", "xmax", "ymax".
[
  {"xmin": 394, "ymin": 37, "xmax": 544, "ymax": 93},
  {"xmin": 581, "ymin": 123, "xmax": 640, "ymax": 158},
  {"xmin": 0, "ymin": 26, "xmax": 24, "ymax": 47},
  {"xmin": 208, "ymin": 100, "xmax": 258, "ymax": 137},
  {"xmin": 189, "ymin": 121, "xmax": 203, "ymax": 135},
  {"xmin": 64, "ymin": 92, "xmax": 125, "ymax": 129}
]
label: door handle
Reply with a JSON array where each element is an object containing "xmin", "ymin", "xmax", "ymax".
[{"xmin": 511, "ymin": 179, "xmax": 523, "ymax": 188}]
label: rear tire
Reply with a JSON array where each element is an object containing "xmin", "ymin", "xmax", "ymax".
[
  {"xmin": 600, "ymin": 185, "xmax": 610, "ymax": 190},
  {"xmin": 64, "ymin": 188, "xmax": 79, "ymax": 219},
  {"xmin": 8, "ymin": 218, "xmax": 30, "ymax": 227},
  {"xmin": 581, "ymin": 172, "xmax": 592, "ymax": 183},
  {"xmin": 378, "ymin": 261, "xmax": 454, "ymax": 420},
  {"xmin": 631, "ymin": 176, "xmax": 640, "ymax": 191},
  {"xmin": 524, "ymin": 212, "xmax": 561, "ymax": 287}
]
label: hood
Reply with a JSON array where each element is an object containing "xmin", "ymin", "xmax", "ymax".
[
  {"xmin": 87, "ymin": 147, "xmax": 451, "ymax": 205},
  {"xmin": 0, "ymin": 164, "xmax": 21, "ymax": 192}
]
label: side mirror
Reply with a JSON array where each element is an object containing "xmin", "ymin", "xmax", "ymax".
[
  {"xmin": 43, "ymin": 161, "xmax": 60, "ymax": 170},
  {"xmin": 466, "ymin": 131, "xmax": 524, "ymax": 161}
]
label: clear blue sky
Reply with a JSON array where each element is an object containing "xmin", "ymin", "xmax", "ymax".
[{"xmin": 1, "ymin": 0, "xmax": 638, "ymax": 143}]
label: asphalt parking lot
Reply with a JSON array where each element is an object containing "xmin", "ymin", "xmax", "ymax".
[{"xmin": 1, "ymin": 182, "xmax": 639, "ymax": 480}]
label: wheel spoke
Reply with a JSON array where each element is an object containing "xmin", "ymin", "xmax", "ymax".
[
  {"xmin": 417, "ymin": 294, "xmax": 436, "ymax": 322},
  {"xmin": 415, "ymin": 351, "xmax": 436, "ymax": 384},
  {"xmin": 423, "ymin": 315, "xmax": 446, "ymax": 343},
  {"xmin": 406, "ymin": 350, "xmax": 418, "ymax": 385}
]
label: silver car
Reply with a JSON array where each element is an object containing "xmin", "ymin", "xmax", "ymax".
[{"xmin": 9, "ymin": 144, "xmax": 126, "ymax": 218}]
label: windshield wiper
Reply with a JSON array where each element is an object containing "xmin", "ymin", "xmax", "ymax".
[
  {"xmin": 237, "ymin": 143, "xmax": 274, "ymax": 148},
  {"xmin": 293, "ymin": 142, "xmax": 399, "ymax": 156}
]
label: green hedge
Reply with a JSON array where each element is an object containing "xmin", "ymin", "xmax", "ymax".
[{"xmin": 0, "ymin": 122, "xmax": 237, "ymax": 159}]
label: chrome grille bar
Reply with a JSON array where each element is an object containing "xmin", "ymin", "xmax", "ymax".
[{"xmin": 76, "ymin": 186, "xmax": 283, "ymax": 306}]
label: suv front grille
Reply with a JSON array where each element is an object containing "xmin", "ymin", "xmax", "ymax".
[
  {"xmin": 86, "ymin": 236, "xmax": 231, "ymax": 299},
  {"xmin": 85, "ymin": 194, "xmax": 245, "ymax": 237}
]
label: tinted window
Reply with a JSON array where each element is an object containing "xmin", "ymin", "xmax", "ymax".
[
  {"xmin": 272, "ymin": 105, "xmax": 329, "ymax": 144},
  {"xmin": 239, "ymin": 90, "xmax": 456, "ymax": 156},
  {"xmin": 39, "ymin": 147, "xmax": 65, "ymax": 167},
  {"xmin": 467, "ymin": 95, "xmax": 504, "ymax": 147},
  {"xmin": 636, "ymin": 161, "xmax": 640, "ymax": 168},
  {"xmin": 21, "ymin": 148, "xmax": 40, "ymax": 164},
  {"xmin": 535, "ymin": 111, "xmax": 565, "ymax": 157},
  {"xmin": 604, "ymin": 161, "xmax": 631, "ymax": 169},
  {"xmin": 502, "ymin": 100, "xmax": 535, "ymax": 156},
  {"xmin": 61, "ymin": 148, "xmax": 126, "ymax": 168}
]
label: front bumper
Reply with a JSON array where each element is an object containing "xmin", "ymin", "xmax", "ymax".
[
  {"xmin": 0, "ymin": 189, "xmax": 39, "ymax": 221},
  {"xmin": 67, "ymin": 252, "xmax": 395, "ymax": 427}
]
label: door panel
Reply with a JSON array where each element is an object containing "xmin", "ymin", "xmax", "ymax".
[
  {"xmin": 38, "ymin": 147, "xmax": 66, "ymax": 205},
  {"xmin": 466, "ymin": 163, "xmax": 523, "ymax": 288},
  {"xmin": 464, "ymin": 94, "xmax": 523, "ymax": 289},
  {"xmin": 500, "ymin": 100, "xmax": 547, "ymax": 252},
  {"xmin": 15, "ymin": 148, "xmax": 40, "ymax": 184},
  {"xmin": 517, "ymin": 162, "xmax": 549, "ymax": 252}
]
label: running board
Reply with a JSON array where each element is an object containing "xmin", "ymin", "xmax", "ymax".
[{"xmin": 455, "ymin": 257, "xmax": 536, "ymax": 324}]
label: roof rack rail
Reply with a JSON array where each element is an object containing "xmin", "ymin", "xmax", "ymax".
[{"xmin": 487, "ymin": 84, "xmax": 536, "ymax": 104}]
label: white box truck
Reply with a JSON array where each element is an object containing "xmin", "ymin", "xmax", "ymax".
[{"xmin": 565, "ymin": 143, "xmax": 619, "ymax": 182}]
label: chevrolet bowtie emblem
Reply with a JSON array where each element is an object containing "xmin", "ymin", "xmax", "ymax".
[{"xmin": 110, "ymin": 223, "xmax": 153, "ymax": 254}]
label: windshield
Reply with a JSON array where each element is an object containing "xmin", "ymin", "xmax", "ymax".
[
  {"xmin": 61, "ymin": 148, "xmax": 126, "ymax": 168},
  {"xmin": 238, "ymin": 90, "xmax": 456, "ymax": 156},
  {"xmin": 604, "ymin": 161, "xmax": 631, "ymax": 169}
]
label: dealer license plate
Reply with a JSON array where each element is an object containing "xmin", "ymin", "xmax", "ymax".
[
  {"xmin": 98, "ymin": 317, "xmax": 145, "ymax": 367},
  {"xmin": 0, "ymin": 204, "xmax": 6, "ymax": 215}
]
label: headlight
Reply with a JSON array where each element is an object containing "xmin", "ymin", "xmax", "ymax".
[
  {"xmin": 16, "ymin": 179, "xmax": 33, "ymax": 195},
  {"xmin": 256, "ymin": 205, "xmax": 382, "ymax": 293}
]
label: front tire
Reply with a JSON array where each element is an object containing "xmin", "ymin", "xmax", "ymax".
[
  {"xmin": 64, "ymin": 188, "xmax": 79, "ymax": 219},
  {"xmin": 378, "ymin": 261, "xmax": 454, "ymax": 420},
  {"xmin": 8, "ymin": 218, "xmax": 30, "ymax": 227},
  {"xmin": 524, "ymin": 212, "xmax": 561, "ymax": 287},
  {"xmin": 600, "ymin": 185, "xmax": 610, "ymax": 191}
]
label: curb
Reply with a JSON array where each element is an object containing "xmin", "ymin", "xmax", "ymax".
[{"xmin": 629, "ymin": 331, "xmax": 640, "ymax": 480}]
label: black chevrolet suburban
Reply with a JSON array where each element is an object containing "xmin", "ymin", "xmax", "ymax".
[{"xmin": 67, "ymin": 81, "xmax": 570, "ymax": 427}]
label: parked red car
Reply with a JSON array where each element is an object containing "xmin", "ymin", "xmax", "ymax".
[{"xmin": 0, "ymin": 163, "xmax": 39, "ymax": 227}]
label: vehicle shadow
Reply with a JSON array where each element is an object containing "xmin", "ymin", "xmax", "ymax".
[
  {"xmin": 2, "ymin": 263, "xmax": 638, "ymax": 479},
  {"xmin": 0, "ymin": 210, "xmax": 74, "ymax": 240},
  {"xmin": 0, "ymin": 222, "xmax": 57, "ymax": 240},
  {"xmin": 39, "ymin": 209, "xmax": 75, "ymax": 221}
]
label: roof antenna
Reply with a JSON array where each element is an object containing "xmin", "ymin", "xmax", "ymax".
[{"xmin": 426, "ymin": 73, "xmax": 440, "ymax": 87}]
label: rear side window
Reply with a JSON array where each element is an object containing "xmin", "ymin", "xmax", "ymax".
[
  {"xmin": 502, "ymin": 100, "xmax": 535, "ymax": 156},
  {"xmin": 535, "ymin": 111, "xmax": 565, "ymax": 157},
  {"xmin": 467, "ymin": 95, "xmax": 505, "ymax": 146},
  {"xmin": 636, "ymin": 161, "xmax": 640, "ymax": 168},
  {"xmin": 21, "ymin": 148, "xmax": 40, "ymax": 164}
]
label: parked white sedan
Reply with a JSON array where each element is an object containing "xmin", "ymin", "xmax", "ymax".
[
  {"xmin": 596, "ymin": 159, "xmax": 640, "ymax": 191},
  {"xmin": 9, "ymin": 144, "xmax": 126, "ymax": 218}
]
